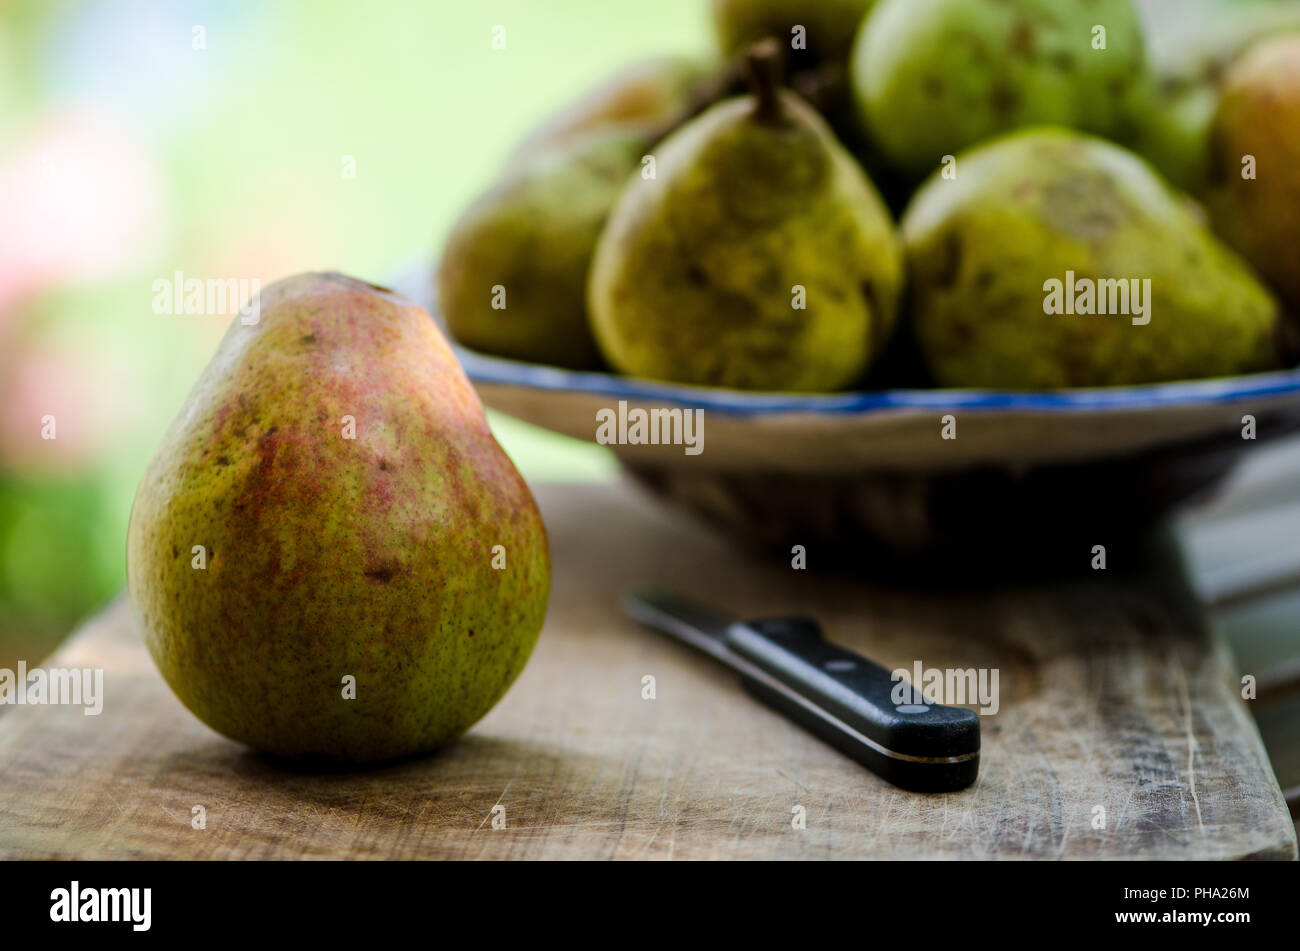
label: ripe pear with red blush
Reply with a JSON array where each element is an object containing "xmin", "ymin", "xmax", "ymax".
[
  {"xmin": 1207, "ymin": 34, "xmax": 1300, "ymax": 314},
  {"xmin": 127, "ymin": 272, "xmax": 549, "ymax": 763}
]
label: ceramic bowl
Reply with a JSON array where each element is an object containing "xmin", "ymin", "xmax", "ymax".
[{"xmin": 395, "ymin": 269, "xmax": 1300, "ymax": 567}]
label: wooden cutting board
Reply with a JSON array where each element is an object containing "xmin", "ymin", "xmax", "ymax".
[{"xmin": 0, "ymin": 481, "xmax": 1293, "ymax": 860}]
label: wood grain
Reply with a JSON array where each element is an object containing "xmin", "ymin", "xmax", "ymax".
[{"xmin": 0, "ymin": 481, "xmax": 1293, "ymax": 859}]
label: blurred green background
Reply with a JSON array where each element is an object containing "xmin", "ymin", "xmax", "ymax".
[
  {"xmin": 0, "ymin": 0, "xmax": 713, "ymax": 667},
  {"xmin": 1, "ymin": 0, "xmax": 1290, "ymax": 667}
]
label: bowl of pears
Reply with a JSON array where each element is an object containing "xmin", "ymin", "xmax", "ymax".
[{"xmin": 424, "ymin": 0, "xmax": 1300, "ymax": 569}]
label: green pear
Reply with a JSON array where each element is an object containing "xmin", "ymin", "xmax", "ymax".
[
  {"xmin": 505, "ymin": 56, "xmax": 711, "ymax": 168},
  {"xmin": 127, "ymin": 272, "xmax": 550, "ymax": 763},
  {"xmin": 851, "ymin": 0, "xmax": 1148, "ymax": 178},
  {"xmin": 711, "ymin": 0, "xmax": 884, "ymax": 174},
  {"xmin": 902, "ymin": 128, "xmax": 1281, "ymax": 388},
  {"xmin": 1207, "ymin": 34, "xmax": 1300, "ymax": 313},
  {"xmin": 1124, "ymin": 82, "xmax": 1219, "ymax": 195},
  {"xmin": 588, "ymin": 44, "xmax": 902, "ymax": 391},
  {"xmin": 1127, "ymin": 1, "xmax": 1300, "ymax": 194},
  {"xmin": 712, "ymin": 0, "xmax": 881, "ymax": 70},
  {"xmin": 439, "ymin": 125, "xmax": 649, "ymax": 369}
]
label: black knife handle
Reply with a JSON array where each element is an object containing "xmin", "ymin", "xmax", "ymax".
[{"xmin": 726, "ymin": 617, "xmax": 980, "ymax": 793}]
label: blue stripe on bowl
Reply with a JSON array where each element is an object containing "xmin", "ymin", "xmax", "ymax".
[{"xmin": 453, "ymin": 345, "xmax": 1300, "ymax": 417}]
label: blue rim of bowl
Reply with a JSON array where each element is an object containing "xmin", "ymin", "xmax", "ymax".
[{"xmin": 452, "ymin": 345, "xmax": 1300, "ymax": 417}]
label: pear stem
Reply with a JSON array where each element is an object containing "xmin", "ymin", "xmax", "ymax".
[{"xmin": 744, "ymin": 39, "xmax": 784, "ymax": 123}]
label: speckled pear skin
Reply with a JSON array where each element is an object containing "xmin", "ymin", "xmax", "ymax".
[
  {"xmin": 439, "ymin": 125, "xmax": 649, "ymax": 369},
  {"xmin": 126, "ymin": 272, "xmax": 550, "ymax": 763},
  {"xmin": 587, "ymin": 90, "xmax": 903, "ymax": 392},
  {"xmin": 852, "ymin": 0, "xmax": 1147, "ymax": 178},
  {"xmin": 1207, "ymin": 35, "xmax": 1300, "ymax": 314},
  {"xmin": 902, "ymin": 129, "xmax": 1281, "ymax": 389}
]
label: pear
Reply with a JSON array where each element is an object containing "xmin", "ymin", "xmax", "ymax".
[
  {"xmin": 712, "ymin": 0, "xmax": 881, "ymax": 70},
  {"xmin": 439, "ymin": 125, "xmax": 649, "ymax": 369},
  {"xmin": 902, "ymin": 129, "xmax": 1282, "ymax": 389},
  {"xmin": 587, "ymin": 42, "xmax": 903, "ymax": 392},
  {"xmin": 1124, "ymin": 82, "xmax": 1219, "ymax": 195},
  {"xmin": 1128, "ymin": 2, "xmax": 1300, "ymax": 194},
  {"xmin": 127, "ymin": 273, "xmax": 550, "ymax": 763},
  {"xmin": 505, "ymin": 57, "xmax": 711, "ymax": 169},
  {"xmin": 1138, "ymin": 0, "xmax": 1300, "ymax": 98},
  {"xmin": 851, "ymin": 0, "xmax": 1148, "ymax": 178},
  {"xmin": 1206, "ymin": 34, "xmax": 1300, "ymax": 313},
  {"xmin": 711, "ymin": 0, "xmax": 884, "ymax": 180}
]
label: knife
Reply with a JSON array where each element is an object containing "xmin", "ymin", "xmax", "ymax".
[{"xmin": 624, "ymin": 588, "xmax": 980, "ymax": 792}]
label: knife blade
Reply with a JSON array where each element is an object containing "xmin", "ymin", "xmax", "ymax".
[{"xmin": 624, "ymin": 588, "xmax": 980, "ymax": 793}]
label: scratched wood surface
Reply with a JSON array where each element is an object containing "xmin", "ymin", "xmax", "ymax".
[{"xmin": 0, "ymin": 481, "xmax": 1294, "ymax": 860}]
